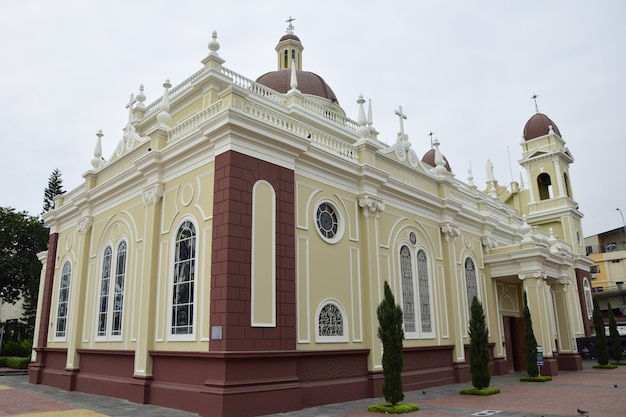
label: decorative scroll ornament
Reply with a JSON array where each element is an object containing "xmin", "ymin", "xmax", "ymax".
[
  {"xmin": 517, "ymin": 271, "xmax": 547, "ymax": 281},
  {"xmin": 77, "ymin": 216, "xmax": 93, "ymax": 235},
  {"xmin": 440, "ymin": 222, "xmax": 460, "ymax": 242},
  {"xmin": 358, "ymin": 196, "xmax": 385, "ymax": 218},
  {"xmin": 481, "ymin": 236, "xmax": 497, "ymax": 252},
  {"xmin": 142, "ymin": 184, "xmax": 164, "ymax": 207}
]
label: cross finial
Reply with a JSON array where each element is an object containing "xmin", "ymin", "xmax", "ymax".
[
  {"xmin": 531, "ymin": 94, "xmax": 540, "ymax": 113},
  {"xmin": 395, "ymin": 105, "xmax": 407, "ymax": 140},
  {"xmin": 125, "ymin": 93, "xmax": 137, "ymax": 124},
  {"xmin": 286, "ymin": 16, "xmax": 295, "ymax": 32}
]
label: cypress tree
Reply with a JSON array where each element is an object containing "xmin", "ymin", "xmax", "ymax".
[
  {"xmin": 376, "ymin": 281, "xmax": 405, "ymax": 405},
  {"xmin": 523, "ymin": 291, "xmax": 539, "ymax": 377},
  {"xmin": 607, "ymin": 302, "xmax": 622, "ymax": 362},
  {"xmin": 592, "ymin": 298, "xmax": 609, "ymax": 365},
  {"xmin": 469, "ymin": 296, "xmax": 491, "ymax": 389}
]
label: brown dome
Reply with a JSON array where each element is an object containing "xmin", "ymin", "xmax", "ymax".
[
  {"xmin": 279, "ymin": 33, "xmax": 301, "ymax": 43},
  {"xmin": 422, "ymin": 149, "xmax": 451, "ymax": 172},
  {"xmin": 523, "ymin": 113, "xmax": 561, "ymax": 141},
  {"xmin": 256, "ymin": 69, "xmax": 339, "ymax": 103}
]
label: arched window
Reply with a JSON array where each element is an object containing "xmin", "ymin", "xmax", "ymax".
[
  {"xmin": 583, "ymin": 278, "xmax": 593, "ymax": 319},
  {"xmin": 537, "ymin": 173, "xmax": 553, "ymax": 200},
  {"xmin": 400, "ymin": 245, "xmax": 415, "ymax": 333},
  {"xmin": 465, "ymin": 257, "xmax": 478, "ymax": 311},
  {"xmin": 417, "ymin": 250, "xmax": 431, "ymax": 333},
  {"xmin": 55, "ymin": 261, "xmax": 72, "ymax": 339},
  {"xmin": 97, "ymin": 240, "xmax": 128, "ymax": 339},
  {"xmin": 316, "ymin": 300, "xmax": 348, "ymax": 342},
  {"xmin": 172, "ymin": 220, "xmax": 196, "ymax": 335},
  {"xmin": 283, "ymin": 49, "xmax": 288, "ymax": 68},
  {"xmin": 399, "ymin": 243, "xmax": 433, "ymax": 337},
  {"xmin": 97, "ymin": 245, "xmax": 112, "ymax": 337}
]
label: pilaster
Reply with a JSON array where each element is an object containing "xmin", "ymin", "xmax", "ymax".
[
  {"xmin": 357, "ymin": 195, "xmax": 384, "ymax": 372},
  {"xmin": 130, "ymin": 183, "xmax": 163, "ymax": 401},
  {"xmin": 65, "ymin": 216, "xmax": 93, "ymax": 376}
]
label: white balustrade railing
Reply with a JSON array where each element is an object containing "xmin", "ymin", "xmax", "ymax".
[
  {"xmin": 144, "ymin": 68, "xmax": 207, "ymax": 116},
  {"xmin": 168, "ymin": 102, "xmax": 224, "ymax": 144},
  {"xmin": 243, "ymin": 101, "xmax": 357, "ymax": 162}
]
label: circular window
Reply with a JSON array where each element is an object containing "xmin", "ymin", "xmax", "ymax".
[
  {"xmin": 317, "ymin": 202, "xmax": 338, "ymax": 239},
  {"xmin": 409, "ymin": 232, "xmax": 417, "ymax": 246}
]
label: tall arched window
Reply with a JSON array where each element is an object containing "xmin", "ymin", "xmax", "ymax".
[
  {"xmin": 172, "ymin": 220, "xmax": 196, "ymax": 335},
  {"xmin": 583, "ymin": 278, "xmax": 593, "ymax": 319},
  {"xmin": 55, "ymin": 261, "xmax": 72, "ymax": 339},
  {"xmin": 97, "ymin": 246, "xmax": 112, "ymax": 337},
  {"xmin": 283, "ymin": 49, "xmax": 288, "ymax": 68},
  {"xmin": 417, "ymin": 250, "xmax": 432, "ymax": 333},
  {"xmin": 537, "ymin": 173, "xmax": 553, "ymax": 200},
  {"xmin": 465, "ymin": 257, "xmax": 478, "ymax": 311},
  {"xmin": 400, "ymin": 245, "xmax": 416, "ymax": 333},
  {"xmin": 97, "ymin": 240, "xmax": 128, "ymax": 339}
]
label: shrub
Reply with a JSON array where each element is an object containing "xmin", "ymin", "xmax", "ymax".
[
  {"xmin": 460, "ymin": 387, "xmax": 500, "ymax": 395},
  {"xmin": 520, "ymin": 376, "xmax": 552, "ymax": 382},
  {"xmin": 0, "ymin": 357, "xmax": 7, "ymax": 366},
  {"xmin": 6, "ymin": 356, "xmax": 30, "ymax": 369},
  {"xmin": 0, "ymin": 339, "xmax": 33, "ymax": 357},
  {"xmin": 367, "ymin": 403, "xmax": 419, "ymax": 414}
]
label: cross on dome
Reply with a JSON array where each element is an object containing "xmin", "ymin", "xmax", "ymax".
[
  {"xmin": 286, "ymin": 16, "xmax": 295, "ymax": 33},
  {"xmin": 531, "ymin": 93, "xmax": 540, "ymax": 113}
]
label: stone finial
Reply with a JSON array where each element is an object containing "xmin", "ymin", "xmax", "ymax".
[
  {"xmin": 156, "ymin": 79, "xmax": 172, "ymax": 129},
  {"xmin": 356, "ymin": 95, "xmax": 370, "ymax": 140},
  {"xmin": 135, "ymin": 84, "xmax": 146, "ymax": 110},
  {"xmin": 208, "ymin": 31, "xmax": 220, "ymax": 56},
  {"xmin": 91, "ymin": 129, "xmax": 103, "ymax": 169},
  {"xmin": 289, "ymin": 59, "xmax": 298, "ymax": 91},
  {"xmin": 467, "ymin": 168, "xmax": 475, "ymax": 187},
  {"xmin": 432, "ymin": 137, "xmax": 447, "ymax": 176},
  {"xmin": 367, "ymin": 99, "xmax": 373, "ymax": 127}
]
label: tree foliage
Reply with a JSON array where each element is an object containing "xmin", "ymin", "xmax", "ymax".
[
  {"xmin": 523, "ymin": 291, "xmax": 539, "ymax": 377},
  {"xmin": 592, "ymin": 298, "xmax": 609, "ymax": 365},
  {"xmin": 469, "ymin": 296, "xmax": 491, "ymax": 389},
  {"xmin": 376, "ymin": 281, "xmax": 405, "ymax": 405},
  {"xmin": 42, "ymin": 168, "xmax": 65, "ymax": 215},
  {"xmin": 0, "ymin": 207, "xmax": 49, "ymax": 305},
  {"xmin": 607, "ymin": 302, "xmax": 622, "ymax": 362}
]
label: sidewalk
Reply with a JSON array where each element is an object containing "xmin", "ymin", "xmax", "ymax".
[{"xmin": 0, "ymin": 361, "xmax": 624, "ymax": 417}]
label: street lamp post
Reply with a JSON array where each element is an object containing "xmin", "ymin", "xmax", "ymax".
[{"xmin": 618, "ymin": 208, "xmax": 626, "ymax": 251}]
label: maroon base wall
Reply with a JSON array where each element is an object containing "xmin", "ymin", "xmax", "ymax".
[
  {"xmin": 28, "ymin": 346, "xmax": 523, "ymax": 417},
  {"xmin": 557, "ymin": 352, "xmax": 583, "ymax": 371}
]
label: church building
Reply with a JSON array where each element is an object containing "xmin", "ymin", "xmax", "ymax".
[{"xmin": 30, "ymin": 23, "xmax": 594, "ymax": 417}]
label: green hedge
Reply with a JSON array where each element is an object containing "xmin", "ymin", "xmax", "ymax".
[
  {"xmin": 0, "ymin": 356, "xmax": 30, "ymax": 369},
  {"xmin": 0, "ymin": 340, "xmax": 33, "ymax": 357}
]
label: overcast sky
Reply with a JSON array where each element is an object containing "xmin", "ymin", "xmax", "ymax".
[{"xmin": 1, "ymin": 1, "xmax": 624, "ymax": 237}]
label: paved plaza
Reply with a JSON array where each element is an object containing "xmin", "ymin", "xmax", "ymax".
[{"xmin": 0, "ymin": 361, "xmax": 623, "ymax": 417}]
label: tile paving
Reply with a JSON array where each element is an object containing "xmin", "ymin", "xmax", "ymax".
[{"xmin": 0, "ymin": 361, "xmax": 623, "ymax": 417}]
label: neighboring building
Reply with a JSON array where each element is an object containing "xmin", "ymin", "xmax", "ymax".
[
  {"xmin": 31, "ymin": 26, "xmax": 593, "ymax": 417},
  {"xmin": 584, "ymin": 227, "xmax": 626, "ymax": 330}
]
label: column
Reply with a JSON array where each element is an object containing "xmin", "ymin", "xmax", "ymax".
[
  {"xmin": 520, "ymin": 273, "xmax": 558, "ymax": 375},
  {"xmin": 551, "ymin": 278, "xmax": 583, "ymax": 370}
]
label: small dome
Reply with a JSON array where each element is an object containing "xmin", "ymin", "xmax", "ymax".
[
  {"xmin": 523, "ymin": 113, "xmax": 561, "ymax": 141},
  {"xmin": 422, "ymin": 149, "xmax": 452, "ymax": 172},
  {"xmin": 256, "ymin": 69, "xmax": 339, "ymax": 103},
  {"xmin": 279, "ymin": 33, "xmax": 301, "ymax": 43}
]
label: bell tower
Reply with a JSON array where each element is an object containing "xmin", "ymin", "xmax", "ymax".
[{"xmin": 518, "ymin": 111, "xmax": 583, "ymax": 252}]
